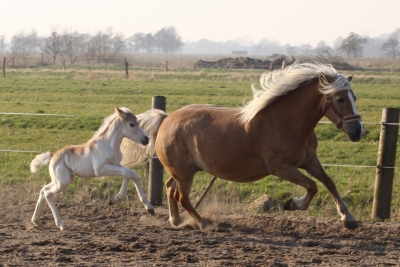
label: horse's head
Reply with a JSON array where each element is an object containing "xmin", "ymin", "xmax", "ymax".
[
  {"xmin": 115, "ymin": 106, "xmax": 150, "ymax": 146},
  {"xmin": 321, "ymin": 75, "xmax": 365, "ymax": 142}
]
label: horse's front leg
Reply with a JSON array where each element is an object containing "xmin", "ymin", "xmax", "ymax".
[
  {"xmin": 301, "ymin": 155, "xmax": 358, "ymax": 229},
  {"xmin": 95, "ymin": 164, "xmax": 154, "ymax": 214},
  {"xmin": 270, "ymin": 164, "xmax": 318, "ymax": 211}
]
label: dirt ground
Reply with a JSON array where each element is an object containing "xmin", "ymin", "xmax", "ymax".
[{"xmin": 1, "ymin": 200, "xmax": 400, "ymax": 267}]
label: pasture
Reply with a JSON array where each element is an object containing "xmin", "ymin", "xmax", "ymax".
[{"xmin": 1, "ymin": 64, "xmax": 400, "ymax": 266}]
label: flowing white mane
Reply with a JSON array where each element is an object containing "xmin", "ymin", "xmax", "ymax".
[
  {"xmin": 91, "ymin": 107, "xmax": 132, "ymax": 140},
  {"xmin": 239, "ymin": 61, "xmax": 352, "ymax": 123}
]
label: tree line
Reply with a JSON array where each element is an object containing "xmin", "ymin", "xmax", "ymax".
[
  {"xmin": 0, "ymin": 26, "xmax": 184, "ymax": 66},
  {"xmin": 0, "ymin": 27, "xmax": 399, "ymax": 67}
]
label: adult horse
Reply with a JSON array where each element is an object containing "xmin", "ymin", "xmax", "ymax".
[
  {"xmin": 121, "ymin": 62, "xmax": 365, "ymax": 230},
  {"xmin": 30, "ymin": 107, "xmax": 154, "ymax": 231}
]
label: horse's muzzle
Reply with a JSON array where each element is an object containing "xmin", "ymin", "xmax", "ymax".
[{"xmin": 345, "ymin": 121, "xmax": 365, "ymax": 142}]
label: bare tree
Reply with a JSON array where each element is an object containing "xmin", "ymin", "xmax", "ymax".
[
  {"xmin": 41, "ymin": 31, "xmax": 64, "ymax": 65},
  {"xmin": 62, "ymin": 30, "xmax": 80, "ymax": 65},
  {"xmin": 0, "ymin": 35, "xmax": 6, "ymax": 54},
  {"xmin": 339, "ymin": 32, "xmax": 369, "ymax": 59},
  {"xmin": 11, "ymin": 30, "xmax": 40, "ymax": 66},
  {"xmin": 381, "ymin": 37, "xmax": 398, "ymax": 59},
  {"xmin": 93, "ymin": 28, "xmax": 124, "ymax": 64}
]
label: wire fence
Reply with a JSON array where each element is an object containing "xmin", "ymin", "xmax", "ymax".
[{"xmin": 1, "ymin": 111, "xmax": 399, "ymax": 169}]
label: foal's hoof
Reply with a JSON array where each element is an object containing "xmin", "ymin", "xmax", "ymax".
[
  {"xmin": 31, "ymin": 220, "xmax": 42, "ymax": 228},
  {"xmin": 342, "ymin": 220, "xmax": 358, "ymax": 230},
  {"xmin": 147, "ymin": 208, "xmax": 155, "ymax": 215},
  {"xmin": 59, "ymin": 225, "xmax": 67, "ymax": 231}
]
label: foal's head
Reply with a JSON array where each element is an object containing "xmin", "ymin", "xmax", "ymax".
[
  {"xmin": 115, "ymin": 106, "xmax": 150, "ymax": 146},
  {"xmin": 321, "ymin": 75, "xmax": 365, "ymax": 142}
]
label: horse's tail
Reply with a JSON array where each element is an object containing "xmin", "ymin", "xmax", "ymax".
[
  {"xmin": 120, "ymin": 109, "xmax": 168, "ymax": 168},
  {"xmin": 30, "ymin": 152, "xmax": 52, "ymax": 173}
]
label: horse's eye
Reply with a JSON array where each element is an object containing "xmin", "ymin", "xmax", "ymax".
[
  {"xmin": 337, "ymin": 97, "xmax": 344, "ymax": 104},
  {"xmin": 353, "ymin": 95, "xmax": 357, "ymax": 102},
  {"xmin": 129, "ymin": 123, "xmax": 135, "ymax": 127}
]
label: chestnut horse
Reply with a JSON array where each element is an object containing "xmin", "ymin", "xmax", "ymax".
[{"xmin": 121, "ymin": 62, "xmax": 365, "ymax": 230}]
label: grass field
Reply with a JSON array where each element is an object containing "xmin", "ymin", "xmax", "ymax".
[{"xmin": 0, "ymin": 64, "xmax": 399, "ymax": 222}]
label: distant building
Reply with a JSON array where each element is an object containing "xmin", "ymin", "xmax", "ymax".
[{"xmin": 232, "ymin": 51, "xmax": 247, "ymax": 55}]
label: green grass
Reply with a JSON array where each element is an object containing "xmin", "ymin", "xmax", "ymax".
[{"xmin": 0, "ymin": 66, "xmax": 399, "ymax": 222}]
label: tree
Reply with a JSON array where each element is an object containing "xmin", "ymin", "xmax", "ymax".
[
  {"xmin": 62, "ymin": 30, "xmax": 80, "ymax": 65},
  {"xmin": 380, "ymin": 37, "xmax": 398, "ymax": 59},
  {"xmin": 41, "ymin": 30, "xmax": 64, "ymax": 65},
  {"xmin": 0, "ymin": 35, "xmax": 6, "ymax": 54},
  {"xmin": 93, "ymin": 28, "xmax": 124, "ymax": 64},
  {"xmin": 10, "ymin": 30, "xmax": 40, "ymax": 66},
  {"xmin": 154, "ymin": 26, "xmax": 183, "ymax": 53},
  {"xmin": 144, "ymin": 33, "xmax": 155, "ymax": 53},
  {"xmin": 339, "ymin": 32, "xmax": 368, "ymax": 59}
]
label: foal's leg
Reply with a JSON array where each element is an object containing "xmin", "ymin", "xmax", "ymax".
[
  {"xmin": 301, "ymin": 156, "xmax": 358, "ymax": 229},
  {"xmin": 32, "ymin": 172, "xmax": 70, "ymax": 231},
  {"xmin": 271, "ymin": 164, "xmax": 318, "ymax": 210},
  {"xmin": 98, "ymin": 164, "xmax": 154, "ymax": 213},
  {"xmin": 165, "ymin": 177, "xmax": 183, "ymax": 226}
]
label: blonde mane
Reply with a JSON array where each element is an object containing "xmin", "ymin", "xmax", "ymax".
[
  {"xmin": 91, "ymin": 107, "xmax": 132, "ymax": 140},
  {"xmin": 239, "ymin": 61, "xmax": 352, "ymax": 123}
]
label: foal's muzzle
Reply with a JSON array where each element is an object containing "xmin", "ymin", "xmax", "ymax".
[{"xmin": 141, "ymin": 136, "xmax": 150, "ymax": 146}]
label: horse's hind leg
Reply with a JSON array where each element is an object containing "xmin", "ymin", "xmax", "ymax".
[
  {"xmin": 166, "ymin": 177, "xmax": 183, "ymax": 226},
  {"xmin": 176, "ymin": 179, "xmax": 211, "ymax": 230},
  {"xmin": 302, "ymin": 156, "xmax": 358, "ymax": 229}
]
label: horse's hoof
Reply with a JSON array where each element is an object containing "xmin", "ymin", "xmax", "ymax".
[
  {"xmin": 59, "ymin": 225, "xmax": 67, "ymax": 231},
  {"xmin": 147, "ymin": 208, "xmax": 155, "ymax": 215},
  {"xmin": 108, "ymin": 199, "xmax": 113, "ymax": 205},
  {"xmin": 343, "ymin": 220, "xmax": 358, "ymax": 229},
  {"xmin": 283, "ymin": 199, "xmax": 294, "ymax": 210},
  {"xmin": 200, "ymin": 222, "xmax": 213, "ymax": 231}
]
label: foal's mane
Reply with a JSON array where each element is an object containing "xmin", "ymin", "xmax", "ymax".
[
  {"xmin": 90, "ymin": 107, "xmax": 132, "ymax": 140},
  {"xmin": 239, "ymin": 61, "xmax": 352, "ymax": 123}
]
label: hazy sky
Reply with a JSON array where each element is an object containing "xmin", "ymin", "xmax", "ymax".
[{"xmin": 2, "ymin": 0, "xmax": 399, "ymax": 47}]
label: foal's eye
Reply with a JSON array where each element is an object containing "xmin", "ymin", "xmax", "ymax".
[
  {"xmin": 129, "ymin": 123, "xmax": 135, "ymax": 127},
  {"xmin": 336, "ymin": 97, "xmax": 344, "ymax": 104}
]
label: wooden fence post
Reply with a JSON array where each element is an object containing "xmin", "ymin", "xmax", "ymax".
[
  {"xmin": 371, "ymin": 108, "xmax": 399, "ymax": 220},
  {"xmin": 2, "ymin": 57, "xmax": 5, "ymax": 78},
  {"xmin": 164, "ymin": 60, "xmax": 168, "ymax": 73},
  {"xmin": 125, "ymin": 61, "xmax": 129, "ymax": 79},
  {"xmin": 269, "ymin": 62, "xmax": 273, "ymax": 72},
  {"xmin": 148, "ymin": 96, "xmax": 166, "ymax": 206}
]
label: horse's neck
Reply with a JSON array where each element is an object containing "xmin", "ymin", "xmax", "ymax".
[
  {"xmin": 92, "ymin": 122, "xmax": 124, "ymax": 151},
  {"xmin": 258, "ymin": 82, "xmax": 324, "ymax": 133}
]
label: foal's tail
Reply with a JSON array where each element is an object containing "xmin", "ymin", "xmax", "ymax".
[
  {"xmin": 120, "ymin": 109, "xmax": 168, "ymax": 168},
  {"xmin": 30, "ymin": 152, "xmax": 52, "ymax": 173}
]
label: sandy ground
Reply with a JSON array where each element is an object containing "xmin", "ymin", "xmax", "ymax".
[{"xmin": 1, "ymin": 200, "xmax": 400, "ymax": 267}]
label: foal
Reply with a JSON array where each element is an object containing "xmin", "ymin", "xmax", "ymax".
[{"xmin": 30, "ymin": 107, "xmax": 154, "ymax": 231}]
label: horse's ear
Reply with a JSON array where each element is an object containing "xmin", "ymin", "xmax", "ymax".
[
  {"xmin": 347, "ymin": 74, "xmax": 354, "ymax": 83},
  {"xmin": 115, "ymin": 106, "xmax": 128, "ymax": 119}
]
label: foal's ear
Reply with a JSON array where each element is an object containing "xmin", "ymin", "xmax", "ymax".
[
  {"xmin": 347, "ymin": 74, "xmax": 354, "ymax": 83},
  {"xmin": 115, "ymin": 106, "xmax": 128, "ymax": 120}
]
